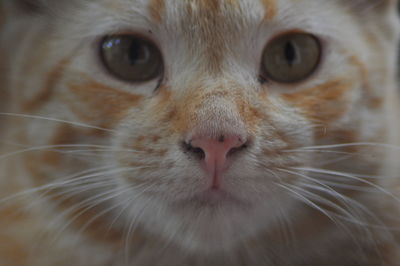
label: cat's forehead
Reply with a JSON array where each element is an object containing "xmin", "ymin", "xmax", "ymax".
[
  {"xmin": 104, "ymin": 0, "xmax": 271, "ymax": 23},
  {"xmin": 89, "ymin": 0, "xmax": 337, "ymax": 30},
  {"xmin": 91, "ymin": 0, "xmax": 386, "ymax": 24},
  {"xmin": 72, "ymin": 0, "xmax": 363, "ymax": 43}
]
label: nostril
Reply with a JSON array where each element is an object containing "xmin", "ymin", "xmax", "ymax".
[
  {"xmin": 182, "ymin": 135, "xmax": 251, "ymax": 161},
  {"xmin": 226, "ymin": 140, "xmax": 249, "ymax": 157},
  {"xmin": 181, "ymin": 141, "xmax": 206, "ymax": 160},
  {"xmin": 181, "ymin": 135, "xmax": 250, "ymax": 182}
]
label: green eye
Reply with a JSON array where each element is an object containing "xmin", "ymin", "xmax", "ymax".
[
  {"xmin": 261, "ymin": 33, "xmax": 321, "ymax": 83},
  {"xmin": 100, "ymin": 35, "xmax": 163, "ymax": 82}
]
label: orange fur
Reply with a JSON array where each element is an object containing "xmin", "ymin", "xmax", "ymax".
[
  {"xmin": 22, "ymin": 57, "xmax": 73, "ymax": 112},
  {"xmin": 259, "ymin": 0, "xmax": 276, "ymax": 20},
  {"xmin": 282, "ymin": 80, "xmax": 352, "ymax": 124},
  {"xmin": 66, "ymin": 78, "xmax": 143, "ymax": 127},
  {"xmin": 148, "ymin": 0, "xmax": 165, "ymax": 23}
]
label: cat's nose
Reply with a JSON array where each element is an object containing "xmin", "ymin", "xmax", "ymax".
[
  {"xmin": 182, "ymin": 135, "xmax": 248, "ymax": 187},
  {"xmin": 184, "ymin": 135, "xmax": 248, "ymax": 161}
]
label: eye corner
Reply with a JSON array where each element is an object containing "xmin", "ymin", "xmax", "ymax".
[
  {"xmin": 260, "ymin": 30, "xmax": 322, "ymax": 85},
  {"xmin": 257, "ymin": 75, "xmax": 269, "ymax": 85}
]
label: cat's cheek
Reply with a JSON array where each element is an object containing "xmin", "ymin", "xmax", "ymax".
[{"xmin": 63, "ymin": 78, "xmax": 145, "ymax": 129}]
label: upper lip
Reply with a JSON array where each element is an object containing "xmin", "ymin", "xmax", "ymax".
[{"xmin": 189, "ymin": 188, "xmax": 248, "ymax": 207}]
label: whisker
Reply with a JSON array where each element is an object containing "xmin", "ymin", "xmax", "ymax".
[
  {"xmin": 277, "ymin": 182, "xmax": 377, "ymax": 250},
  {"xmin": 123, "ymin": 188, "xmax": 155, "ymax": 265},
  {"xmin": 0, "ymin": 144, "xmax": 147, "ymax": 161},
  {"xmin": 0, "ymin": 165, "xmax": 113, "ymax": 207},
  {"xmin": 314, "ymin": 154, "xmax": 356, "ymax": 167},
  {"xmin": 49, "ymin": 185, "xmax": 122, "ymax": 244},
  {"xmin": 0, "ymin": 112, "xmax": 115, "ymax": 133},
  {"xmin": 106, "ymin": 198, "xmax": 133, "ymax": 234},
  {"xmin": 279, "ymin": 168, "xmax": 373, "ymax": 225},
  {"xmin": 276, "ymin": 183, "xmax": 339, "ymax": 226},
  {"xmin": 283, "ymin": 169, "xmax": 386, "ymax": 226},
  {"xmin": 9, "ymin": 179, "xmax": 116, "ymax": 222},
  {"xmin": 284, "ymin": 149, "xmax": 354, "ymax": 155},
  {"xmin": 283, "ymin": 183, "xmax": 381, "ymax": 250},
  {"xmin": 297, "ymin": 142, "xmax": 400, "ymax": 150},
  {"xmin": 105, "ymin": 184, "xmax": 153, "ymax": 235},
  {"xmin": 0, "ymin": 165, "xmax": 146, "ymax": 225},
  {"xmin": 43, "ymin": 167, "xmax": 136, "ymax": 203},
  {"xmin": 286, "ymin": 183, "xmax": 360, "ymax": 223},
  {"xmin": 70, "ymin": 193, "xmax": 132, "ymax": 247},
  {"xmin": 312, "ymin": 179, "xmax": 383, "ymax": 192},
  {"xmin": 76, "ymin": 182, "xmax": 153, "ymax": 245},
  {"xmin": 301, "ymin": 182, "xmax": 396, "ymax": 230},
  {"xmin": 293, "ymin": 167, "xmax": 400, "ymax": 203}
]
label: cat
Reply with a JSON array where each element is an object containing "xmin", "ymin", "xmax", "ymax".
[{"xmin": 0, "ymin": 0, "xmax": 399, "ymax": 265}]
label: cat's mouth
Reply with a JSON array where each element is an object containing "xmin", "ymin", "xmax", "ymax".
[{"xmin": 171, "ymin": 188, "xmax": 250, "ymax": 210}]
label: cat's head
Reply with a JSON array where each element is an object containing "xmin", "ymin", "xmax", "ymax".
[{"xmin": 1, "ymin": 0, "xmax": 399, "ymax": 253}]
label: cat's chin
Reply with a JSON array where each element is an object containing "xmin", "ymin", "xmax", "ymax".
[
  {"xmin": 167, "ymin": 193, "xmax": 255, "ymax": 253},
  {"xmin": 142, "ymin": 189, "xmax": 290, "ymax": 254},
  {"xmin": 119, "ymin": 176, "xmax": 294, "ymax": 254}
]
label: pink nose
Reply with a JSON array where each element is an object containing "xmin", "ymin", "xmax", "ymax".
[{"xmin": 185, "ymin": 135, "xmax": 247, "ymax": 188}]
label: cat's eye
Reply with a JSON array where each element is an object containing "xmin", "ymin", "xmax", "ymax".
[
  {"xmin": 261, "ymin": 33, "xmax": 321, "ymax": 83},
  {"xmin": 100, "ymin": 35, "xmax": 163, "ymax": 82}
]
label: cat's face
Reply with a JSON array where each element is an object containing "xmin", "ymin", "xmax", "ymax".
[{"xmin": 1, "ymin": 0, "xmax": 399, "ymax": 254}]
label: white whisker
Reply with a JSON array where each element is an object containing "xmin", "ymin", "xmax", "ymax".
[
  {"xmin": 297, "ymin": 142, "xmax": 400, "ymax": 150},
  {"xmin": 276, "ymin": 183, "xmax": 339, "ymax": 226},
  {"xmin": 0, "ymin": 165, "xmax": 113, "ymax": 207},
  {"xmin": 279, "ymin": 168, "xmax": 373, "ymax": 225},
  {"xmin": 0, "ymin": 112, "xmax": 115, "ymax": 133},
  {"xmin": 49, "ymin": 185, "xmax": 122, "ymax": 243},
  {"xmin": 293, "ymin": 167, "xmax": 400, "ymax": 203},
  {"xmin": 123, "ymin": 185, "xmax": 156, "ymax": 265},
  {"xmin": 0, "ymin": 144, "xmax": 146, "ymax": 161},
  {"xmin": 284, "ymin": 149, "xmax": 354, "ymax": 155}
]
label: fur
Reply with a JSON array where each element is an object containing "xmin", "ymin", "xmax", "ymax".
[{"xmin": 0, "ymin": 0, "xmax": 399, "ymax": 265}]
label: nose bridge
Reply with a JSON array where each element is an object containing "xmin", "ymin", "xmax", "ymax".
[{"xmin": 185, "ymin": 89, "xmax": 247, "ymax": 141}]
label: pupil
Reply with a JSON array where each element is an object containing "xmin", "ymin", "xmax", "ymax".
[
  {"xmin": 129, "ymin": 40, "xmax": 148, "ymax": 65},
  {"xmin": 284, "ymin": 41, "xmax": 296, "ymax": 66}
]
